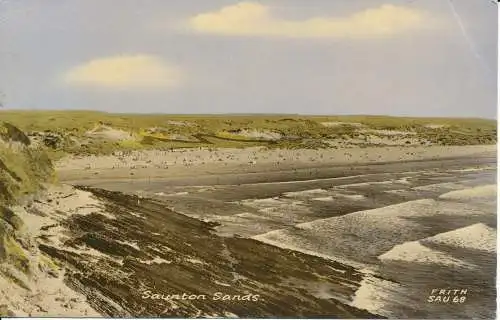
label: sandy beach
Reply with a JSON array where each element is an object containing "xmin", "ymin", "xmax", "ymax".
[{"xmin": 55, "ymin": 145, "xmax": 497, "ymax": 182}]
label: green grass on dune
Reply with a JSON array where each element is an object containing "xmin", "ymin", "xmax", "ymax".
[
  {"xmin": 0, "ymin": 110, "xmax": 496, "ymax": 158},
  {"xmin": 0, "ymin": 131, "xmax": 54, "ymax": 204},
  {"xmin": 1, "ymin": 110, "xmax": 495, "ymax": 132},
  {"xmin": 0, "ymin": 122, "xmax": 56, "ymax": 287}
]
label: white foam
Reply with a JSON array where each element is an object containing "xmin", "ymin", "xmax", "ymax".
[
  {"xmin": 255, "ymin": 197, "xmax": 492, "ymax": 264},
  {"xmin": 413, "ymin": 182, "xmax": 469, "ymax": 192},
  {"xmin": 241, "ymin": 198, "xmax": 282, "ymax": 206},
  {"xmin": 335, "ymin": 193, "xmax": 365, "ymax": 200},
  {"xmin": 423, "ymin": 223, "xmax": 496, "ymax": 253},
  {"xmin": 258, "ymin": 200, "xmax": 311, "ymax": 218},
  {"xmin": 231, "ymin": 172, "xmax": 388, "ymax": 187},
  {"xmin": 337, "ymin": 180, "xmax": 393, "ymax": 188},
  {"xmin": 241, "ymin": 198, "xmax": 310, "ymax": 218},
  {"xmin": 296, "ymin": 199, "xmax": 436, "ymax": 231},
  {"xmin": 385, "ymin": 189, "xmax": 407, "ymax": 195},
  {"xmin": 156, "ymin": 191, "xmax": 189, "ymax": 196},
  {"xmin": 447, "ymin": 166, "xmax": 495, "ymax": 173},
  {"xmin": 234, "ymin": 212, "xmax": 272, "ymax": 220},
  {"xmin": 283, "ymin": 189, "xmax": 329, "ymax": 197},
  {"xmin": 308, "ymin": 283, "xmax": 352, "ymax": 303},
  {"xmin": 378, "ymin": 241, "xmax": 473, "ymax": 268},
  {"xmin": 439, "ymin": 184, "xmax": 496, "ymax": 201},
  {"xmin": 350, "ymin": 275, "xmax": 398, "ymax": 318},
  {"xmin": 312, "ymin": 196, "xmax": 334, "ymax": 202}
]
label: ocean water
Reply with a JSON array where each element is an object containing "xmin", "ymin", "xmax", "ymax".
[
  {"xmin": 194, "ymin": 165, "xmax": 495, "ymax": 318},
  {"xmin": 249, "ymin": 169, "xmax": 496, "ymax": 318}
]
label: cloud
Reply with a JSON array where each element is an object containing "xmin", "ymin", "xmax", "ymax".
[
  {"xmin": 188, "ymin": 2, "xmax": 434, "ymax": 39},
  {"xmin": 63, "ymin": 55, "xmax": 183, "ymax": 89}
]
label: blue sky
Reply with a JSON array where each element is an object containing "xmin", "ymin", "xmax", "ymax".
[{"xmin": 0, "ymin": 0, "xmax": 497, "ymax": 118}]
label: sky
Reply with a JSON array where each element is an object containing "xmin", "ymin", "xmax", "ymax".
[{"xmin": 0, "ymin": 0, "xmax": 497, "ymax": 118}]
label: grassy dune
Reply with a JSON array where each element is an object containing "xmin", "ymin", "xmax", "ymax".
[
  {"xmin": 0, "ymin": 122, "xmax": 55, "ymax": 294},
  {"xmin": 0, "ymin": 110, "xmax": 496, "ymax": 160},
  {"xmin": 0, "ymin": 123, "xmax": 54, "ymax": 204}
]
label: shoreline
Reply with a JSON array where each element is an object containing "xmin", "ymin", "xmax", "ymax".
[
  {"xmin": 61, "ymin": 156, "xmax": 497, "ymax": 190},
  {"xmin": 55, "ymin": 144, "xmax": 497, "ymax": 183}
]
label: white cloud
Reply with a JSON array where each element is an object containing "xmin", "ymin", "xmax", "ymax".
[
  {"xmin": 188, "ymin": 2, "xmax": 435, "ymax": 39},
  {"xmin": 63, "ymin": 55, "xmax": 183, "ymax": 88}
]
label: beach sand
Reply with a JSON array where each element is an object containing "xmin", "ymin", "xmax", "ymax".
[{"xmin": 56, "ymin": 145, "xmax": 496, "ymax": 182}]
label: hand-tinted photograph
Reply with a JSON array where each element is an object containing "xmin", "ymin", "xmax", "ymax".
[{"xmin": 0, "ymin": 0, "xmax": 497, "ymax": 318}]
